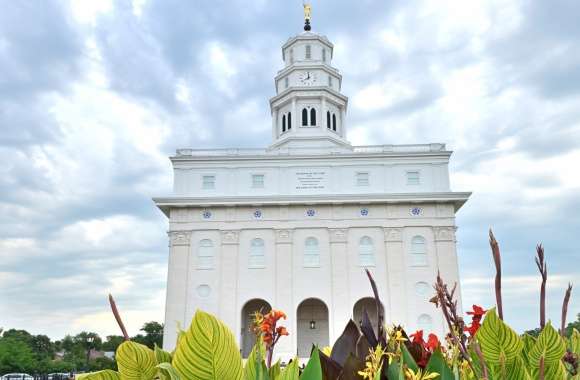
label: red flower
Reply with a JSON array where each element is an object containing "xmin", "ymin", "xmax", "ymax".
[
  {"xmin": 426, "ymin": 334, "xmax": 440, "ymax": 351},
  {"xmin": 465, "ymin": 305, "xmax": 487, "ymax": 337},
  {"xmin": 467, "ymin": 305, "xmax": 487, "ymax": 319},
  {"xmin": 410, "ymin": 330, "xmax": 425, "ymax": 345},
  {"xmin": 276, "ymin": 326, "xmax": 289, "ymax": 336}
]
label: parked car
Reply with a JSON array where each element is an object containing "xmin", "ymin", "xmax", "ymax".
[
  {"xmin": 0, "ymin": 374, "xmax": 34, "ymax": 380},
  {"xmin": 48, "ymin": 373, "xmax": 73, "ymax": 380}
]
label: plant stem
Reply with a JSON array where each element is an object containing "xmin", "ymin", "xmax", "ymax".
[
  {"xmin": 535, "ymin": 245, "xmax": 547, "ymax": 329},
  {"xmin": 109, "ymin": 294, "xmax": 130, "ymax": 341},
  {"xmin": 473, "ymin": 341, "xmax": 489, "ymax": 380},
  {"xmin": 489, "ymin": 229, "xmax": 503, "ymax": 320},
  {"xmin": 561, "ymin": 283, "xmax": 573, "ymax": 337}
]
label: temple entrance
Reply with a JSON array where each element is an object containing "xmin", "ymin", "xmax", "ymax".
[
  {"xmin": 353, "ymin": 297, "xmax": 380, "ymax": 335},
  {"xmin": 297, "ymin": 298, "xmax": 329, "ymax": 358},
  {"xmin": 241, "ymin": 299, "xmax": 271, "ymax": 358}
]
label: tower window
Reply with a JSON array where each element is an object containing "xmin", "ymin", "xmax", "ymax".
[
  {"xmin": 288, "ymin": 112, "xmax": 292, "ymax": 130},
  {"xmin": 252, "ymin": 174, "xmax": 264, "ymax": 188},
  {"xmin": 249, "ymin": 238, "xmax": 266, "ymax": 268},
  {"xmin": 310, "ymin": 108, "xmax": 316, "ymax": 126},
  {"xmin": 322, "ymin": 48, "xmax": 327, "ymax": 62},
  {"xmin": 407, "ymin": 171, "xmax": 420, "ymax": 185},
  {"xmin": 197, "ymin": 239, "xmax": 214, "ymax": 269},
  {"xmin": 202, "ymin": 175, "xmax": 215, "ymax": 190},
  {"xmin": 359, "ymin": 236, "xmax": 375, "ymax": 267},
  {"xmin": 305, "ymin": 45, "xmax": 311, "ymax": 59},
  {"xmin": 356, "ymin": 172, "xmax": 369, "ymax": 186},
  {"xmin": 290, "ymin": 48, "xmax": 294, "ymax": 64},
  {"xmin": 302, "ymin": 108, "xmax": 308, "ymax": 126},
  {"xmin": 282, "ymin": 114, "xmax": 286, "ymax": 132},
  {"xmin": 410, "ymin": 235, "xmax": 428, "ymax": 266},
  {"xmin": 326, "ymin": 111, "xmax": 331, "ymax": 129},
  {"xmin": 285, "ymin": 77, "xmax": 289, "ymax": 89},
  {"xmin": 332, "ymin": 114, "xmax": 337, "ymax": 131},
  {"xmin": 328, "ymin": 76, "xmax": 332, "ymax": 87},
  {"xmin": 304, "ymin": 237, "xmax": 320, "ymax": 267}
]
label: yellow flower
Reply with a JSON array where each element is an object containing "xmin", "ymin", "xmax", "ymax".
[
  {"xmin": 405, "ymin": 368, "xmax": 440, "ymax": 380},
  {"xmin": 321, "ymin": 346, "xmax": 332, "ymax": 357},
  {"xmin": 395, "ymin": 330, "xmax": 408, "ymax": 342}
]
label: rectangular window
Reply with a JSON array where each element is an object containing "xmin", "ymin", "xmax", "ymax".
[
  {"xmin": 252, "ymin": 174, "xmax": 265, "ymax": 188},
  {"xmin": 356, "ymin": 172, "xmax": 370, "ymax": 186},
  {"xmin": 407, "ymin": 171, "xmax": 420, "ymax": 185},
  {"xmin": 328, "ymin": 76, "xmax": 332, "ymax": 87},
  {"xmin": 322, "ymin": 48, "xmax": 327, "ymax": 62},
  {"xmin": 305, "ymin": 45, "xmax": 311, "ymax": 59},
  {"xmin": 202, "ymin": 175, "xmax": 215, "ymax": 190},
  {"xmin": 285, "ymin": 77, "xmax": 289, "ymax": 89}
]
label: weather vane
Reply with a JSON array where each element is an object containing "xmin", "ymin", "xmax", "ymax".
[{"xmin": 303, "ymin": 1, "xmax": 312, "ymax": 31}]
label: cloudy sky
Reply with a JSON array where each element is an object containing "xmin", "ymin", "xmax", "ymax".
[{"xmin": 1, "ymin": 0, "xmax": 578, "ymax": 340}]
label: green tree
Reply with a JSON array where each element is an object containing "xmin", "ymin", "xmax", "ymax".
[
  {"xmin": 132, "ymin": 322, "xmax": 163, "ymax": 349},
  {"xmin": 0, "ymin": 337, "xmax": 36, "ymax": 373},
  {"xmin": 101, "ymin": 335, "xmax": 124, "ymax": 352}
]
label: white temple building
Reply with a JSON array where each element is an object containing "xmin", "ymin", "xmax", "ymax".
[{"xmin": 154, "ymin": 10, "xmax": 470, "ymax": 358}]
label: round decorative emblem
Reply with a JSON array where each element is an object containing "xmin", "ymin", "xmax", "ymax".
[
  {"xmin": 202, "ymin": 210, "xmax": 212, "ymax": 219},
  {"xmin": 410, "ymin": 207, "xmax": 422, "ymax": 216},
  {"xmin": 196, "ymin": 285, "xmax": 211, "ymax": 298},
  {"xmin": 360, "ymin": 208, "xmax": 369, "ymax": 217},
  {"xmin": 253, "ymin": 210, "xmax": 263, "ymax": 219},
  {"xmin": 306, "ymin": 209, "xmax": 316, "ymax": 217}
]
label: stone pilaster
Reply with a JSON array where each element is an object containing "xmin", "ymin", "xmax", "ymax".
[
  {"xmin": 329, "ymin": 228, "xmax": 349, "ymax": 342},
  {"xmin": 384, "ymin": 228, "xmax": 407, "ymax": 325},
  {"xmin": 274, "ymin": 229, "xmax": 294, "ymax": 358},
  {"xmin": 219, "ymin": 230, "xmax": 240, "ymax": 339},
  {"xmin": 163, "ymin": 230, "xmax": 191, "ymax": 351},
  {"xmin": 433, "ymin": 226, "xmax": 462, "ymax": 313}
]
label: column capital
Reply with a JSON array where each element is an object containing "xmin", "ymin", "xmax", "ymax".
[
  {"xmin": 434, "ymin": 226, "xmax": 457, "ymax": 242},
  {"xmin": 221, "ymin": 230, "xmax": 240, "ymax": 245},
  {"xmin": 384, "ymin": 227, "xmax": 402, "ymax": 242},
  {"xmin": 169, "ymin": 231, "xmax": 192, "ymax": 246},
  {"xmin": 329, "ymin": 228, "xmax": 347, "ymax": 243},
  {"xmin": 275, "ymin": 229, "xmax": 293, "ymax": 244}
]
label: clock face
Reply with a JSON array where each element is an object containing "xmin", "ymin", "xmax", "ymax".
[{"xmin": 299, "ymin": 71, "xmax": 317, "ymax": 86}]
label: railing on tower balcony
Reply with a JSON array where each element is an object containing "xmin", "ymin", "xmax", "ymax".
[{"xmin": 174, "ymin": 143, "xmax": 446, "ymax": 157}]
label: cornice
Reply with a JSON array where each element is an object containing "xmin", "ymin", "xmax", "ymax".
[{"xmin": 153, "ymin": 192, "xmax": 471, "ymax": 217}]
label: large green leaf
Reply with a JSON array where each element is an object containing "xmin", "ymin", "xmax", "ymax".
[
  {"xmin": 76, "ymin": 370, "xmax": 120, "ymax": 380},
  {"xmin": 172, "ymin": 310, "xmax": 243, "ymax": 380},
  {"xmin": 424, "ymin": 349, "xmax": 454, "ymax": 379},
  {"xmin": 116, "ymin": 341, "xmax": 157, "ymax": 380},
  {"xmin": 300, "ymin": 346, "xmax": 323, "ymax": 380},
  {"xmin": 571, "ymin": 328, "xmax": 580, "ymax": 355},
  {"xmin": 543, "ymin": 360, "xmax": 567, "ymax": 380},
  {"xmin": 269, "ymin": 360, "xmax": 281, "ymax": 379},
  {"xmin": 244, "ymin": 341, "xmax": 269, "ymax": 380},
  {"xmin": 505, "ymin": 357, "xmax": 531, "ymax": 380},
  {"xmin": 528, "ymin": 322, "xmax": 566, "ymax": 368},
  {"xmin": 476, "ymin": 307, "xmax": 523, "ymax": 365},
  {"xmin": 519, "ymin": 334, "xmax": 536, "ymax": 367},
  {"xmin": 156, "ymin": 363, "xmax": 181, "ymax": 380},
  {"xmin": 155, "ymin": 344, "xmax": 172, "ymax": 363},
  {"xmin": 279, "ymin": 358, "xmax": 300, "ymax": 380}
]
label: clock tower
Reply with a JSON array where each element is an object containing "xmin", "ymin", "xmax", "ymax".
[{"xmin": 269, "ymin": 9, "xmax": 350, "ymax": 151}]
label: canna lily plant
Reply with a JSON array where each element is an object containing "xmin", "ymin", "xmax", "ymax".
[{"xmin": 78, "ymin": 230, "xmax": 578, "ymax": 379}]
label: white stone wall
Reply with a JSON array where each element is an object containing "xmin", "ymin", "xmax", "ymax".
[{"xmin": 162, "ymin": 202, "xmax": 461, "ymax": 358}]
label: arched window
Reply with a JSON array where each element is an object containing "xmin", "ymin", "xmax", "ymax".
[
  {"xmin": 417, "ymin": 314, "xmax": 433, "ymax": 332},
  {"xmin": 305, "ymin": 45, "xmax": 311, "ymax": 59},
  {"xmin": 326, "ymin": 111, "xmax": 331, "ymax": 129},
  {"xmin": 282, "ymin": 114, "xmax": 286, "ymax": 132},
  {"xmin": 198, "ymin": 239, "xmax": 214, "ymax": 269},
  {"xmin": 302, "ymin": 108, "xmax": 308, "ymax": 126},
  {"xmin": 359, "ymin": 236, "xmax": 375, "ymax": 267},
  {"xmin": 304, "ymin": 237, "xmax": 320, "ymax": 267},
  {"xmin": 410, "ymin": 236, "xmax": 428, "ymax": 266},
  {"xmin": 287, "ymin": 112, "xmax": 292, "ymax": 130},
  {"xmin": 249, "ymin": 238, "xmax": 265, "ymax": 268},
  {"xmin": 310, "ymin": 108, "xmax": 316, "ymax": 126},
  {"xmin": 332, "ymin": 114, "xmax": 337, "ymax": 131}
]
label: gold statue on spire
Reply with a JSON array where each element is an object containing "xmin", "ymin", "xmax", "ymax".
[{"xmin": 303, "ymin": 1, "xmax": 312, "ymax": 21}]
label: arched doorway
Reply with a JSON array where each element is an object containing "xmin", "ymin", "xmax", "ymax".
[
  {"xmin": 241, "ymin": 299, "xmax": 271, "ymax": 358},
  {"xmin": 297, "ymin": 298, "xmax": 329, "ymax": 358},
  {"xmin": 353, "ymin": 297, "xmax": 381, "ymax": 335}
]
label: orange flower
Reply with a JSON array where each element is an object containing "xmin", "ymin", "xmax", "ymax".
[
  {"xmin": 426, "ymin": 334, "xmax": 440, "ymax": 351},
  {"xmin": 276, "ymin": 326, "xmax": 289, "ymax": 336}
]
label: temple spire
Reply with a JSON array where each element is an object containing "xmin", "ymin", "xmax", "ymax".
[{"xmin": 303, "ymin": 1, "xmax": 312, "ymax": 31}]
